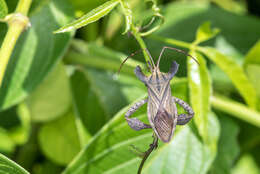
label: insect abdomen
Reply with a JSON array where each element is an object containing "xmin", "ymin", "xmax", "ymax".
[{"xmin": 154, "ymin": 109, "xmax": 174, "ymax": 142}]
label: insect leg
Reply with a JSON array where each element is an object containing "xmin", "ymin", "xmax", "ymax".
[
  {"xmin": 125, "ymin": 98, "xmax": 152, "ymax": 131},
  {"xmin": 173, "ymin": 97, "xmax": 194, "ymax": 125}
]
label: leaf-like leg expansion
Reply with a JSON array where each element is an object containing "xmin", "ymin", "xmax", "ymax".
[
  {"xmin": 125, "ymin": 98, "xmax": 151, "ymax": 131},
  {"xmin": 173, "ymin": 97, "xmax": 194, "ymax": 125}
]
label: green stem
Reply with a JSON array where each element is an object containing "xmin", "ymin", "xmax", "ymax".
[
  {"xmin": 149, "ymin": 35, "xmax": 192, "ymax": 49},
  {"xmin": 211, "ymin": 95, "xmax": 260, "ymax": 127},
  {"xmin": 131, "ymin": 26, "xmax": 151, "ymax": 68},
  {"xmin": 15, "ymin": 0, "xmax": 32, "ymax": 15},
  {"xmin": 0, "ymin": 0, "xmax": 32, "ymax": 88}
]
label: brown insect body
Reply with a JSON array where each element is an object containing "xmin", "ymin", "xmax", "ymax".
[
  {"xmin": 135, "ymin": 61, "xmax": 179, "ymax": 142},
  {"xmin": 122, "ymin": 47, "xmax": 196, "ymax": 174}
]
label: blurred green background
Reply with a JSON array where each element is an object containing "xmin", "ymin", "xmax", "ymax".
[{"xmin": 0, "ymin": 0, "xmax": 260, "ymax": 174}]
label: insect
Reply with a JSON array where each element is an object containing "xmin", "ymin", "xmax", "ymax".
[
  {"xmin": 120, "ymin": 46, "xmax": 197, "ymax": 143},
  {"xmin": 119, "ymin": 46, "xmax": 198, "ymax": 174}
]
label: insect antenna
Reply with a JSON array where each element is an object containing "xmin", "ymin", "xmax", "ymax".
[
  {"xmin": 156, "ymin": 46, "xmax": 199, "ymax": 68},
  {"xmin": 118, "ymin": 48, "xmax": 155, "ymax": 74}
]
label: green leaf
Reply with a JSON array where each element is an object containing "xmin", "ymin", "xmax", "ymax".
[
  {"xmin": 231, "ymin": 154, "xmax": 260, "ymax": 174},
  {"xmin": 209, "ymin": 116, "xmax": 240, "ymax": 174},
  {"xmin": 8, "ymin": 103, "xmax": 31, "ymax": 145},
  {"xmin": 244, "ymin": 40, "xmax": 260, "ymax": 110},
  {"xmin": 194, "ymin": 21, "xmax": 220, "ymax": 45},
  {"xmin": 198, "ymin": 47, "xmax": 257, "ymax": 109},
  {"xmin": 187, "ymin": 51, "xmax": 211, "ymax": 142},
  {"xmin": 0, "ymin": 153, "xmax": 29, "ymax": 174},
  {"xmin": 143, "ymin": 113, "xmax": 219, "ymax": 174},
  {"xmin": 32, "ymin": 161, "xmax": 63, "ymax": 174},
  {"xmin": 0, "ymin": 104, "xmax": 30, "ymax": 146},
  {"xmin": 211, "ymin": 95, "xmax": 260, "ymax": 127},
  {"xmin": 64, "ymin": 40, "xmax": 144, "ymax": 76},
  {"xmin": 0, "ymin": 0, "xmax": 8, "ymax": 18},
  {"xmin": 0, "ymin": 0, "xmax": 74, "ymax": 111},
  {"xmin": 146, "ymin": 1, "xmax": 260, "ymax": 54},
  {"xmin": 38, "ymin": 110, "xmax": 81, "ymax": 165},
  {"xmin": 63, "ymin": 80, "xmax": 219, "ymax": 174},
  {"xmin": 54, "ymin": 0, "xmax": 120, "ymax": 33},
  {"xmin": 70, "ymin": 68, "xmax": 146, "ymax": 136},
  {"xmin": 0, "ymin": 128, "xmax": 15, "ymax": 153},
  {"xmin": 70, "ymin": 70, "xmax": 106, "ymax": 144},
  {"xmin": 120, "ymin": 1, "xmax": 132, "ymax": 34},
  {"xmin": 26, "ymin": 63, "xmax": 71, "ymax": 122}
]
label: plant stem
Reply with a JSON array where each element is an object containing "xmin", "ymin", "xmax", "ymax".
[
  {"xmin": 211, "ymin": 95, "xmax": 260, "ymax": 127},
  {"xmin": 15, "ymin": 0, "xmax": 32, "ymax": 15},
  {"xmin": 0, "ymin": 0, "xmax": 32, "ymax": 88},
  {"xmin": 131, "ymin": 26, "xmax": 151, "ymax": 68},
  {"xmin": 149, "ymin": 35, "xmax": 192, "ymax": 49}
]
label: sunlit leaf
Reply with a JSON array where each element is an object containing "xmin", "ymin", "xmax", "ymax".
[
  {"xmin": 120, "ymin": 1, "xmax": 132, "ymax": 34},
  {"xmin": 244, "ymin": 40, "xmax": 260, "ymax": 110},
  {"xmin": 0, "ymin": 153, "xmax": 29, "ymax": 174},
  {"xmin": 63, "ymin": 79, "xmax": 219, "ymax": 174},
  {"xmin": 54, "ymin": 0, "xmax": 120, "ymax": 33},
  {"xmin": 0, "ymin": 128, "xmax": 15, "ymax": 153},
  {"xmin": 194, "ymin": 21, "xmax": 220, "ymax": 45},
  {"xmin": 143, "ymin": 113, "xmax": 219, "ymax": 174},
  {"xmin": 211, "ymin": 95, "xmax": 260, "ymax": 127},
  {"xmin": 199, "ymin": 47, "xmax": 257, "ymax": 109},
  {"xmin": 38, "ymin": 110, "xmax": 81, "ymax": 165},
  {"xmin": 0, "ymin": 0, "xmax": 7, "ymax": 18},
  {"xmin": 9, "ymin": 103, "xmax": 31, "ymax": 145},
  {"xmin": 188, "ymin": 51, "xmax": 211, "ymax": 142},
  {"xmin": 26, "ymin": 63, "xmax": 71, "ymax": 122},
  {"xmin": 0, "ymin": 0, "xmax": 74, "ymax": 111},
  {"xmin": 231, "ymin": 154, "xmax": 260, "ymax": 174}
]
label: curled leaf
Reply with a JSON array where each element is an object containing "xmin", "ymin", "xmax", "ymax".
[
  {"xmin": 194, "ymin": 21, "xmax": 220, "ymax": 45},
  {"xmin": 54, "ymin": 0, "xmax": 120, "ymax": 33}
]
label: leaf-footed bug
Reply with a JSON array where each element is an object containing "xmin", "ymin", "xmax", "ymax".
[{"xmin": 118, "ymin": 46, "xmax": 198, "ymax": 173}]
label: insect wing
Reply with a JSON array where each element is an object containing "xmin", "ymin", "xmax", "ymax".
[{"xmin": 154, "ymin": 108, "xmax": 174, "ymax": 142}]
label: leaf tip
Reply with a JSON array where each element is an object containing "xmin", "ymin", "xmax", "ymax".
[{"xmin": 53, "ymin": 26, "xmax": 75, "ymax": 34}]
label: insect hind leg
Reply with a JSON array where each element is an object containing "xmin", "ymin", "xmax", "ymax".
[
  {"xmin": 173, "ymin": 97, "xmax": 194, "ymax": 125},
  {"xmin": 125, "ymin": 99, "xmax": 151, "ymax": 131}
]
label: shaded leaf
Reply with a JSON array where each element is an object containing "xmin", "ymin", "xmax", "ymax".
[
  {"xmin": 54, "ymin": 0, "xmax": 120, "ymax": 33},
  {"xmin": 145, "ymin": 1, "xmax": 260, "ymax": 57},
  {"xmin": 209, "ymin": 116, "xmax": 240, "ymax": 174},
  {"xmin": 0, "ymin": 153, "xmax": 29, "ymax": 174},
  {"xmin": 32, "ymin": 161, "xmax": 63, "ymax": 174},
  {"xmin": 64, "ymin": 40, "xmax": 144, "ymax": 76},
  {"xmin": 38, "ymin": 110, "xmax": 81, "ymax": 165},
  {"xmin": 188, "ymin": 51, "xmax": 211, "ymax": 142},
  {"xmin": 70, "ymin": 70, "xmax": 107, "ymax": 141},
  {"xmin": 26, "ymin": 63, "xmax": 71, "ymax": 122},
  {"xmin": 194, "ymin": 21, "xmax": 220, "ymax": 45},
  {"xmin": 0, "ymin": 0, "xmax": 74, "ymax": 111},
  {"xmin": 0, "ymin": 0, "xmax": 7, "ymax": 18},
  {"xmin": 70, "ymin": 68, "xmax": 146, "ymax": 142},
  {"xmin": 199, "ymin": 47, "xmax": 257, "ymax": 109}
]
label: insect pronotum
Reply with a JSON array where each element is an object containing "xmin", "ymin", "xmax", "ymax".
[{"xmin": 119, "ymin": 46, "xmax": 198, "ymax": 173}]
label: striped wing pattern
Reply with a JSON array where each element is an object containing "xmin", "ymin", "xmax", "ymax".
[{"xmin": 147, "ymin": 72, "xmax": 177, "ymax": 142}]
